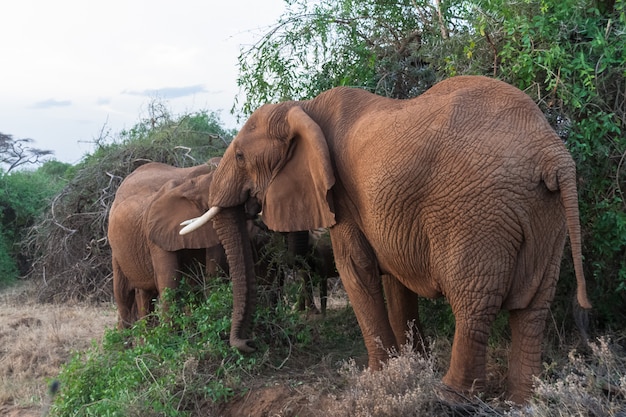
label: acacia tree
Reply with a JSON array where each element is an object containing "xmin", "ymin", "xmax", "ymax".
[
  {"xmin": 235, "ymin": 0, "xmax": 626, "ymax": 327},
  {"xmin": 0, "ymin": 133, "xmax": 53, "ymax": 173}
]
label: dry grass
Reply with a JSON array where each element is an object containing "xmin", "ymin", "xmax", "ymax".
[
  {"xmin": 0, "ymin": 282, "xmax": 116, "ymax": 414},
  {"xmin": 333, "ymin": 342, "xmax": 447, "ymax": 416}
]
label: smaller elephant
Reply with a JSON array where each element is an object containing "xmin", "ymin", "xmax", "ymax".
[
  {"xmin": 108, "ymin": 159, "xmax": 258, "ymax": 337},
  {"xmin": 253, "ymin": 227, "xmax": 335, "ymax": 314},
  {"xmin": 290, "ymin": 229, "xmax": 335, "ymax": 314}
]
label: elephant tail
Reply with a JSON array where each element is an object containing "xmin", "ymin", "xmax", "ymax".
[{"xmin": 548, "ymin": 165, "xmax": 592, "ymax": 310}]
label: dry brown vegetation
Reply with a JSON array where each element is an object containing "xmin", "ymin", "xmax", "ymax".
[{"xmin": 0, "ymin": 282, "xmax": 116, "ymax": 417}]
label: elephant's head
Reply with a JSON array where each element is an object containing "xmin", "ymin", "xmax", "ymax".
[
  {"xmin": 179, "ymin": 104, "xmax": 338, "ymax": 352},
  {"xmin": 183, "ymin": 103, "xmax": 336, "ymax": 233},
  {"xmin": 148, "ymin": 169, "xmax": 220, "ymax": 251}
]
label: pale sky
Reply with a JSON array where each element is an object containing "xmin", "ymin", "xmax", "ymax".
[{"xmin": 0, "ymin": 1, "xmax": 286, "ymax": 164}]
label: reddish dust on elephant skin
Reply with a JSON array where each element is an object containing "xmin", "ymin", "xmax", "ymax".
[{"xmin": 203, "ymin": 75, "xmax": 591, "ymax": 403}]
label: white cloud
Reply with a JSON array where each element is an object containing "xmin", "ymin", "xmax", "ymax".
[
  {"xmin": 122, "ymin": 84, "xmax": 209, "ymax": 100},
  {"xmin": 30, "ymin": 99, "xmax": 73, "ymax": 109}
]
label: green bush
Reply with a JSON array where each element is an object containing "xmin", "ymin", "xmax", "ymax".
[
  {"xmin": 0, "ymin": 163, "xmax": 69, "ymax": 286},
  {"xmin": 49, "ymin": 272, "xmax": 362, "ymax": 417},
  {"xmin": 51, "ymin": 280, "xmax": 257, "ymax": 417}
]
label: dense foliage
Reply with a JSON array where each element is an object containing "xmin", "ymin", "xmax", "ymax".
[
  {"xmin": 0, "ymin": 161, "xmax": 70, "ymax": 286},
  {"xmin": 237, "ymin": 0, "xmax": 626, "ymax": 328},
  {"xmin": 0, "ymin": 133, "xmax": 61, "ymax": 287}
]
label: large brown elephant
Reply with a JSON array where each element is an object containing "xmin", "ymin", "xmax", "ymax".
[
  {"xmin": 180, "ymin": 76, "xmax": 591, "ymax": 403},
  {"xmin": 108, "ymin": 159, "xmax": 258, "ymax": 352}
]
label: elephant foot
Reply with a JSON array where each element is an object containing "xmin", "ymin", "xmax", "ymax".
[
  {"xmin": 230, "ymin": 337, "xmax": 257, "ymax": 353},
  {"xmin": 506, "ymin": 387, "xmax": 532, "ymax": 405},
  {"xmin": 433, "ymin": 382, "xmax": 479, "ymax": 413}
]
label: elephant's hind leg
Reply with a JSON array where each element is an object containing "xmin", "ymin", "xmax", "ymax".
[
  {"xmin": 113, "ymin": 259, "xmax": 135, "ymax": 329},
  {"xmin": 507, "ymin": 264, "xmax": 558, "ymax": 402},
  {"xmin": 507, "ymin": 306, "xmax": 549, "ymax": 403},
  {"xmin": 507, "ymin": 226, "xmax": 563, "ymax": 403},
  {"xmin": 442, "ymin": 306, "xmax": 498, "ymax": 398}
]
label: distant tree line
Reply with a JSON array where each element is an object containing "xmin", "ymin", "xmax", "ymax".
[{"xmin": 0, "ymin": 133, "xmax": 66, "ymax": 285}]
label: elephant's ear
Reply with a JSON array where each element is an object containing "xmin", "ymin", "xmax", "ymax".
[
  {"xmin": 147, "ymin": 179, "xmax": 221, "ymax": 251},
  {"xmin": 263, "ymin": 106, "xmax": 336, "ymax": 232}
]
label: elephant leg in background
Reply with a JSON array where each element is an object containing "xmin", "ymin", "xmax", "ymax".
[
  {"xmin": 330, "ymin": 221, "xmax": 396, "ymax": 369},
  {"xmin": 133, "ymin": 288, "xmax": 158, "ymax": 323},
  {"xmin": 382, "ymin": 275, "xmax": 427, "ymax": 354},
  {"xmin": 288, "ymin": 231, "xmax": 320, "ymax": 313},
  {"xmin": 311, "ymin": 231, "xmax": 333, "ymax": 315},
  {"xmin": 205, "ymin": 245, "xmax": 228, "ymax": 278},
  {"xmin": 318, "ymin": 271, "xmax": 328, "ymax": 314},
  {"xmin": 150, "ymin": 246, "xmax": 181, "ymax": 315}
]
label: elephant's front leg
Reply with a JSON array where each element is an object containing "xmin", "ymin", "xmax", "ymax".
[
  {"xmin": 150, "ymin": 247, "xmax": 181, "ymax": 310},
  {"xmin": 330, "ymin": 223, "xmax": 395, "ymax": 369}
]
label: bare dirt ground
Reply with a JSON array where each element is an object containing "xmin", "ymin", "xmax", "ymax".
[{"xmin": 0, "ymin": 282, "xmax": 117, "ymax": 417}]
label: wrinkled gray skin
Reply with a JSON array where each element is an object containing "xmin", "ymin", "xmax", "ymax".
[
  {"xmin": 108, "ymin": 160, "xmax": 257, "ymax": 352},
  {"xmin": 192, "ymin": 76, "xmax": 591, "ymax": 403}
]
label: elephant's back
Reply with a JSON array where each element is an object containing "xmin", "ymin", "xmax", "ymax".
[
  {"xmin": 117, "ymin": 163, "xmax": 211, "ymax": 197},
  {"xmin": 346, "ymin": 78, "xmax": 569, "ymax": 292}
]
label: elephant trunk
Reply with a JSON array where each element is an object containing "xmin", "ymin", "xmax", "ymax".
[{"xmin": 212, "ymin": 206, "xmax": 257, "ymax": 352}]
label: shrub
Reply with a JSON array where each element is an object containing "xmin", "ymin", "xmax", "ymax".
[
  {"xmin": 50, "ymin": 280, "xmax": 257, "ymax": 417},
  {"xmin": 0, "ymin": 165, "xmax": 69, "ymax": 286}
]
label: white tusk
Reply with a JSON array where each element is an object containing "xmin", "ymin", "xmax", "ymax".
[
  {"xmin": 179, "ymin": 218, "xmax": 198, "ymax": 226},
  {"xmin": 179, "ymin": 206, "xmax": 222, "ymax": 235}
]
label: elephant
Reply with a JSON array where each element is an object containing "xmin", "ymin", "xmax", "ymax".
[
  {"xmin": 293, "ymin": 229, "xmax": 334, "ymax": 314},
  {"xmin": 253, "ymin": 226, "xmax": 335, "ymax": 314},
  {"xmin": 108, "ymin": 159, "xmax": 259, "ymax": 353},
  {"xmin": 179, "ymin": 75, "xmax": 591, "ymax": 403},
  {"xmin": 257, "ymin": 225, "xmax": 337, "ymax": 314}
]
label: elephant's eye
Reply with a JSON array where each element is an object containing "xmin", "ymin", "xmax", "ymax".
[{"xmin": 235, "ymin": 150, "xmax": 244, "ymax": 163}]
